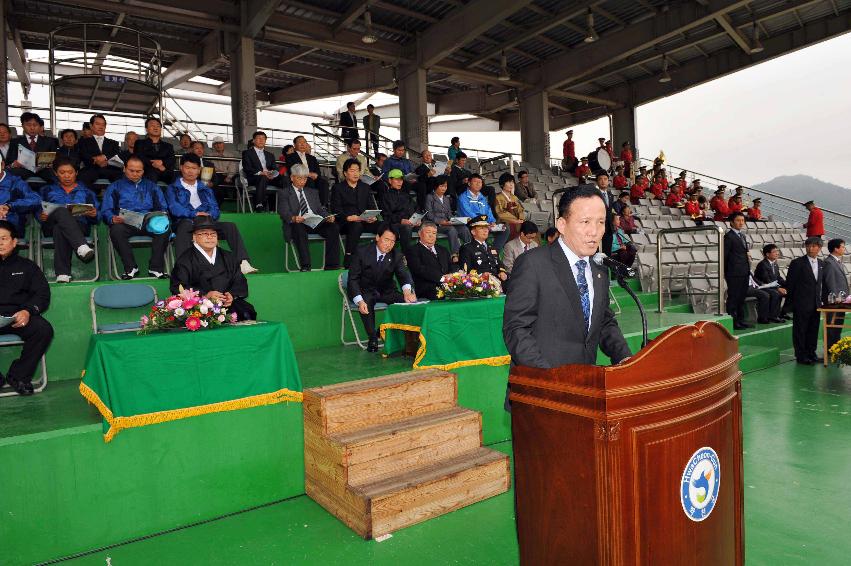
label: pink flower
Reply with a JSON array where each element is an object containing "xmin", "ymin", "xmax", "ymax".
[
  {"xmin": 185, "ymin": 317, "xmax": 202, "ymax": 331},
  {"xmin": 179, "ymin": 288, "xmax": 198, "ymax": 301},
  {"xmin": 182, "ymin": 298, "xmax": 200, "ymax": 310},
  {"xmin": 230, "ymin": 312, "xmax": 238, "ymax": 323},
  {"xmin": 167, "ymin": 299, "xmax": 182, "ymax": 310},
  {"xmin": 217, "ymin": 314, "xmax": 226, "ymax": 323},
  {"xmin": 140, "ymin": 315, "xmax": 149, "ymax": 326}
]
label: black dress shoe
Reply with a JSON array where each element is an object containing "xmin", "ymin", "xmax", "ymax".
[
  {"xmin": 769, "ymin": 317, "xmax": 785, "ymax": 323},
  {"xmin": 254, "ymin": 203, "xmax": 266, "ymax": 212},
  {"xmin": 12, "ymin": 381, "xmax": 34, "ymax": 396},
  {"xmin": 781, "ymin": 314, "xmax": 792, "ymax": 321},
  {"xmin": 366, "ymin": 338, "xmax": 379, "ymax": 353},
  {"xmin": 299, "ymin": 266, "xmax": 311, "ymax": 272},
  {"xmin": 796, "ymin": 358, "xmax": 814, "ymax": 365},
  {"xmin": 810, "ymin": 356, "xmax": 824, "ymax": 364},
  {"xmin": 757, "ymin": 319, "xmax": 770, "ymax": 324},
  {"xmin": 733, "ymin": 322, "xmax": 751, "ymax": 330}
]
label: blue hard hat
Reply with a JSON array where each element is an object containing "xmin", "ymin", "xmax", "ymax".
[{"xmin": 146, "ymin": 214, "xmax": 171, "ymax": 235}]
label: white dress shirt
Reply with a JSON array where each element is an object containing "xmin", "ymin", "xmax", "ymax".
[
  {"xmin": 254, "ymin": 147, "xmax": 268, "ymax": 171},
  {"xmin": 557, "ymin": 237, "xmax": 595, "ymax": 322},
  {"xmin": 181, "ymin": 179, "xmax": 202, "ymax": 209},
  {"xmin": 193, "ymin": 242, "xmax": 217, "ymax": 265},
  {"xmin": 95, "ymin": 135, "xmax": 105, "ymax": 152},
  {"xmin": 809, "ymin": 256, "xmax": 819, "ymax": 280},
  {"xmin": 296, "ymin": 151, "xmax": 308, "ymax": 167}
]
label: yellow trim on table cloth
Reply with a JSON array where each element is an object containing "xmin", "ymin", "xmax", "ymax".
[
  {"xmin": 79, "ymin": 382, "xmax": 303, "ymax": 443},
  {"xmin": 379, "ymin": 323, "xmax": 511, "ymax": 371}
]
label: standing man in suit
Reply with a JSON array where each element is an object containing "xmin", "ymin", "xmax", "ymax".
[
  {"xmin": 78, "ymin": 114, "xmax": 123, "ymax": 188},
  {"xmin": 347, "ymin": 223, "xmax": 416, "ymax": 352},
  {"xmin": 754, "ymin": 244, "xmax": 790, "ymax": 320},
  {"xmin": 823, "ymin": 238, "xmax": 849, "ymax": 351},
  {"xmin": 285, "ymin": 136, "xmax": 330, "ymax": 206},
  {"xmin": 785, "ymin": 237, "xmax": 825, "ymax": 364},
  {"xmin": 135, "ymin": 117, "xmax": 175, "ymax": 184},
  {"xmin": 503, "ymin": 185, "xmax": 631, "ymax": 370},
  {"xmin": 8, "ymin": 112, "xmax": 58, "ymax": 184},
  {"xmin": 405, "ymin": 221, "xmax": 451, "ymax": 300},
  {"xmin": 362, "ymin": 104, "xmax": 381, "ymax": 158},
  {"xmin": 278, "ymin": 163, "xmax": 341, "ymax": 272},
  {"xmin": 241, "ymin": 130, "xmax": 280, "ymax": 212},
  {"xmin": 339, "ymin": 102, "xmax": 358, "ymax": 144},
  {"xmin": 724, "ymin": 212, "xmax": 752, "ymax": 329}
]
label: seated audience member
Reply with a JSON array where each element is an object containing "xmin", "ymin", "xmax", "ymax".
[
  {"xmin": 166, "ymin": 153, "xmax": 257, "ymax": 274},
  {"xmin": 728, "ymin": 195, "xmax": 744, "ymax": 216},
  {"xmin": 413, "ymin": 150, "xmax": 439, "ymax": 211},
  {"xmin": 405, "ymin": 221, "xmax": 451, "ymax": 300},
  {"xmin": 381, "ymin": 169, "xmax": 418, "ymax": 251},
  {"xmin": 502, "ymin": 220, "xmax": 539, "ymax": 274},
  {"xmin": 629, "ymin": 178, "xmax": 646, "ymax": 204},
  {"xmin": 78, "ymin": 114, "xmax": 123, "ymax": 188},
  {"xmin": 728, "ymin": 186, "xmax": 745, "ymax": 208},
  {"xmin": 746, "ymin": 272, "xmax": 781, "ymax": 324},
  {"xmin": 448, "ymin": 137, "xmax": 463, "ymax": 162},
  {"xmin": 56, "ymin": 129, "xmax": 81, "ymax": 170},
  {"xmin": 457, "ymin": 174, "xmax": 496, "ymax": 226},
  {"xmin": 459, "ymin": 215, "xmax": 507, "ymax": 283},
  {"xmin": 178, "ymin": 133, "xmax": 192, "ymax": 154},
  {"xmin": 118, "ymin": 131, "xmax": 138, "ymax": 164},
  {"xmin": 0, "ymin": 123, "xmax": 14, "ymax": 164},
  {"xmin": 241, "ymin": 130, "xmax": 281, "ymax": 212},
  {"xmin": 748, "ymin": 198, "xmax": 763, "ymax": 221},
  {"xmin": 101, "ymin": 156, "xmax": 170, "ymax": 280},
  {"xmin": 278, "ymin": 163, "xmax": 341, "ymax": 271},
  {"xmin": 382, "ymin": 140, "xmax": 414, "ymax": 176},
  {"xmin": 425, "ymin": 175, "xmax": 470, "ymax": 261},
  {"xmin": 494, "ymin": 172, "xmax": 525, "ymax": 251},
  {"xmin": 286, "ymin": 135, "xmax": 330, "ymax": 206},
  {"xmin": 335, "ymin": 138, "xmax": 367, "ymax": 181},
  {"xmin": 649, "ymin": 173, "xmax": 665, "ymax": 200},
  {"xmin": 80, "ymin": 122, "xmax": 92, "ymax": 139},
  {"xmin": 754, "ymin": 244, "xmax": 789, "ymax": 321},
  {"xmin": 170, "ymin": 216, "xmax": 256, "ymax": 321},
  {"xmin": 369, "ymin": 153, "xmax": 387, "ymax": 177},
  {"xmin": 40, "ymin": 158, "xmax": 98, "ymax": 282},
  {"xmin": 612, "ymin": 166, "xmax": 628, "ymax": 190},
  {"xmin": 0, "ymin": 158, "xmax": 40, "ymax": 234},
  {"xmin": 135, "ymin": 117, "xmax": 175, "ymax": 184},
  {"xmin": 331, "ymin": 158, "xmax": 377, "ymax": 267},
  {"xmin": 8, "ymin": 112, "xmax": 59, "ymax": 184},
  {"xmin": 710, "ymin": 187, "xmax": 729, "ymax": 221},
  {"xmin": 574, "ymin": 157, "xmax": 590, "ymax": 178},
  {"xmin": 610, "ymin": 215, "xmax": 637, "ymax": 267},
  {"xmin": 666, "ymin": 183, "xmax": 685, "ymax": 207},
  {"xmin": 209, "ymin": 136, "xmax": 239, "ymax": 197},
  {"xmin": 685, "ymin": 193, "xmax": 703, "ymax": 220},
  {"xmin": 690, "ymin": 178, "xmax": 703, "ymax": 194},
  {"xmin": 620, "ymin": 206, "xmax": 639, "ymax": 234},
  {"xmin": 612, "ymin": 192, "xmax": 630, "ymax": 216},
  {"xmin": 515, "ymin": 170, "xmax": 537, "ymax": 202},
  {"xmin": 0, "ymin": 219, "xmax": 53, "ymax": 396},
  {"xmin": 347, "ymin": 223, "xmax": 417, "ymax": 352},
  {"xmin": 448, "ymin": 152, "xmax": 471, "ymax": 202},
  {"xmin": 544, "ymin": 226, "xmax": 560, "ymax": 245}
]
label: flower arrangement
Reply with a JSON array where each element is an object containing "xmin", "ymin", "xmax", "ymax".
[
  {"xmin": 436, "ymin": 270, "xmax": 502, "ymax": 300},
  {"xmin": 139, "ymin": 287, "xmax": 236, "ymax": 335},
  {"xmin": 828, "ymin": 336, "xmax": 851, "ymax": 367}
]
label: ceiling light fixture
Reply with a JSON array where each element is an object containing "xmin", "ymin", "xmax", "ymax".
[
  {"xmin": 750, "ymin": 22, "xmax": 764, "ymax": 54},
  {"xmin": 584, "ymin": 10, "xmax": 598, "ymax": 43},
  {"xmin": 498, "ymin": 51, "xmax": 510, "ymax": 81},
  {"xmin": 362, "ymin": 11, "xmax": 377, "ymax": 44},
  {"xmin": 658, "ymin": 55, "xmax": 671, "ymax": 83}
]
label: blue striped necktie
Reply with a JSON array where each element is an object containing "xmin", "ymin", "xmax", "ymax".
[{"xmin": 576, "ymin": 259, "xmax": 590, "ymax": 333}]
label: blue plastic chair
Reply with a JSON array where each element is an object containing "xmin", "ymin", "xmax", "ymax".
[{"xmin": 90, "ymin": 284, "xmax": 158, "ymax": 334}]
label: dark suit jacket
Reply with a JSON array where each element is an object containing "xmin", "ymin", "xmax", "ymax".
[
  {"xmin": 785, "ymin": 255, "xmax": 824, "ymax": 312},
  {"xmin": 723, "ymin": 230, "xmax": 750, "ymax": 278},
  {"xmin": 754, "ymin": 259, "xmax": 786, "ymax": 287},
  {"xmin": 822, "ymin": 255, "xmax": 850, "ymax": 300},
  {"xmin": 285, "ymin": 152, "xmax": 322, "ymax": 177},
  {"xmin": 241, "ymin": 147, "xmax": 276, "ymax": 177},
  {"xmin": 135, "ymin": 137, "xmax": 175, "ymax": 174},
  {"xmin": 330, "ymin": 180, "xmax": 373, "ymax": 218},
  {"xmin": 406, "ymin": 242, "xmax": 451, "ymax": 300},
  {"xmin": 277, "ymin": 184, "xmax": 330, "ymax": 241},
  {"xmin": 78, "ymin": 136, "xmax": 120, "ymax": 168},
  {"xmin": 12, "ymin": 135, "xmax": 58, "ymax": 155},
  {"xmin": 340, "ymin": 111, "xmax": 357, "ymax": 139},
  {"xmin": 347, "ymin": 243, "xmax": 413, "ymax": 301},
  {"xmin": 503, "ymin": 243, "xmax": 631, "ymax": 369}
]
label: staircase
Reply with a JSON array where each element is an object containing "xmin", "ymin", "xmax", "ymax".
[{"xmin": 303, "ymin": 369, "xmax": 511, "ymax": 539}]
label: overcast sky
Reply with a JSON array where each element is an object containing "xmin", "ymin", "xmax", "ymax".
[{"xmin": 13, "ymin": 32, "xmax": 851, "ymax": 190}]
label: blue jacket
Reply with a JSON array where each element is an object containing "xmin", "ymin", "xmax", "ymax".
[
  {"xmin": 382, "ymin": 156, "xmax": 414, "ymax": 176},
  {"xmin": 41, "ymin": 183, "xmax": 100, "ymax": 225},
  {"xmin": 0, "ymin": 172, "xmax": 40, "ymax": 228},
  {"xmin": 457, "ymin": 189, "xmax": 495, "ymax": 223},
  {"xmin": 101, "ymin": 176, "xmax": 167, "ymax": 224},
  {"xmin": 165, "ymin": 178, "xmax": 220, "ymax": 220}
]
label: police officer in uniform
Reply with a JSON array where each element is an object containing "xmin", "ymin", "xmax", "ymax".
[{"xmin": 459, "ymin": 215, "xmax": 508, "ymax": 285}]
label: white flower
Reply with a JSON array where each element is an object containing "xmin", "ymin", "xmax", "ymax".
[
  {"xmin": 199, "ymin": 305, "xmax": 209, "ymax": 315},
  {"xmin": 200, "ymin": 320, "xmax": 208, "ymax": 327},
  {"xmin": 174, "ymin": 307, "xmax": 185, "ymax": 317},
  {"xmin": 202, "ymin": 299, "xmax": 214, "ymax": 309}
]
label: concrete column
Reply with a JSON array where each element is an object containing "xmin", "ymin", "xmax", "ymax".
[
  {"xmin": 229, "ymin": 36, "xmax": 257, "ymax": 146},
  {"xmin": 0, "ymin": 2, "xmax": 9, "ymax": 124},
  {"xmin": 611, "ymin": 106, "xmax": 637, "ymax": 154},
  {"xmin": 398, "ymin": 64, "xmax": 428, "ymax": 154},
  {"xmin": 519, "ymin": 91, "xmax": 550, "ymax": 166}
]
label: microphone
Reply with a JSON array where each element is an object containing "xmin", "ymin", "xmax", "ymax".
[{"xmin": 592, "ymin": 253, "xmax": 636, "ymax": 278}]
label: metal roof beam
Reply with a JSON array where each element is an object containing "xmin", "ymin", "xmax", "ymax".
[
  {"xmin": 5, "ymin": 25, "xmax": 30, "ymax": 96},
  {"xmin": 268, "ymin": 63, "xmax": 396, "ymax": 105},
  {"xmin": 333, "ymin": 1, "xmax": 369, "ymax": 33},
  {"xmin": 241, "ymin": 0, "xmax": 284, "ymax": 38},
  {"xmin": 56, "ymin": 0, "xmax": 239, "ymax": 32},
  {"xmin": 162, "ymin": 32, "xmax": 223, "ymax": 90},
  {"xmin": 415, "ymin": 0, "xmax": 535, "ymax": 67},
  {"xmin": 714, "ymin": 13, "xmax": 753, "ymax": 53}
]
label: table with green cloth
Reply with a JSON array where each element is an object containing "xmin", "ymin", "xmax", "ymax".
[
  {"xmin": 380, "ymin": 297, "xmax": 511, "ymax": 444},
  {"xmin": 80, "ymin": 321, "xmax": 303, "ymax": 442}
]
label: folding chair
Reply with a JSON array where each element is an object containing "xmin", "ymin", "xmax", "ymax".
[
  {"xmin": 90, "ymin": 283, "xmax": 158, "ymax": 334},
  {"xmin": 0, "ymin": 334, "xmax": 48, "ymax": 398},
  {"xmin": 284, "ymin": 233, "xmax": 327, "ymax": 272},
  {"xmin": 338, "ymin": 271, "xmax": 387, "ymax": 349},
  {"xmin": 106, "ymin": 231, "xmax": 174, "ymax": 280},
  {"xmin": 37, "ymin": 229, "xmax": 100, "ymax": 282}
]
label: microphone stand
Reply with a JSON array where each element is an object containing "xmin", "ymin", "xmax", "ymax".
[{"xmin": 614, "ymin": 271, "xmax": 648, "ymax": 349}]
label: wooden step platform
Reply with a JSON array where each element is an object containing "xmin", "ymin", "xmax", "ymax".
[{"xmin": 303, "ymin": 370, "xmax": 511, "ymax": 539}]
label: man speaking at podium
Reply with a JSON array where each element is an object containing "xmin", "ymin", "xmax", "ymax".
[{"xmin": 503, "ymin": 186, "xmax": 631, "ymax": 370}]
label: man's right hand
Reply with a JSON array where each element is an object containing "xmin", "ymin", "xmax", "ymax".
[
  {"xmin": 39, "ymin": 212, "xmax": 48, "ymax": 222},
  {"xmin": 205, "ymin": 291, "xmax": 226, "ymax": 303},
  {"xmin": 347, "ymin": 215, "xmax": 361, "ymax": 222},
  {"xmin": 112, "ymin": 216, "xmax": 125, "ymax": 224},
  {"xmin": 358, "ymin": 301, "xmax": 369, "ymax": 315},
  {"xmin": 293, "ymin": 215, "xmax": 304, "ymax": 223}
]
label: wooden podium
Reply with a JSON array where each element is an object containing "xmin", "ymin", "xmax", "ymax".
[{"xmin": 509, "ymin": 321, "xmax": 744, "ymax": 565}]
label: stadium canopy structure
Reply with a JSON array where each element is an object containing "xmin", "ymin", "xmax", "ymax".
[{"xmin": 3, "ymin": 0, "xmax": 850, "ymax": 163}]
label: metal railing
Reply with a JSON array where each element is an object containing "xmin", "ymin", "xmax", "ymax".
[{"xmin": 656, "ymin": 224, "xmax": 725, "ymax": 314}]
